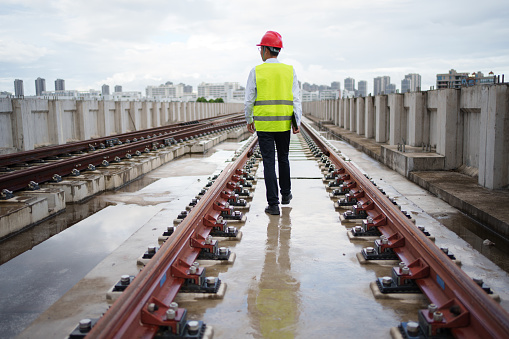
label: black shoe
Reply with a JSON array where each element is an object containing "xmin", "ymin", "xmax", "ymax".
[
  {"xmin": 265, "ymin": 205, "xmax": 280, "ymax": 215},
  {"xmin": 281, "ymin": 193, "xmax": 292, "ymax": 205}
]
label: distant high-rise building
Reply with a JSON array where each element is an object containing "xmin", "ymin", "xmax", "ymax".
[
  {"xmin": 401, "ymin": 78, "xmax": 411, "ymax": 93},
  {"xmin": 436, "ymin": 69, "xmax": 469, "ymax": 89},
  {"xmin": 114, "ymin": 85, "xmax": 122, "ymax": 93},
  {"xmin": 402, "ymin": 73, "xmax": 421, "ymax": 92},
  {"xmin": 14, "ymin": 79, "xmax": 24, "ymax": 97},
  {"xmin": 35, "ymin": 77, "xmax": 46, "ymax": 96},
  {"xmin": 344, "ymin": 77, "xmax": 355, "ymax": 92},
  {"xmin": 357, "ymin": 80, "xmax": 367, "ymax": 97},
  {"xmin": 102, "ymin": 84, "xmax": 110, "ymax": 95},
  {"xmin": 374, "ymin": 76, "xmax": 391, "ymax": 95},
  {"xmin": 330, "ymin": 81, "xmax": 341, "ymax": 91},
  {"xmin": 183, "ymin": 85, "xmax": 193, "ymax": 93},
  {"xmin": 55, "ymin": 78, "xmax": 65, "ymax": 91},
  {"xmin": 385, "ymin": 83, "xmax": 396, "ymax": 94}
]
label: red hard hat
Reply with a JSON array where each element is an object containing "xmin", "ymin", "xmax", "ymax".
[{"xmin": 256, "ymin": 31, "xmax": 283, "ymax": 49}]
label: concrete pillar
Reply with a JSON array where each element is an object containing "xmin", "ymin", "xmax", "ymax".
[
  {"xmin": 356, "ymin": 97, "xmax": 365, "ymax": 135},
  {"xmin": 338, "ymin": 99, "xmax": 344, "ymax": 128},
  {"xmin": 388, "ymin": 94, "xmax": 404, "ymax": 145},
  {"xmin": 76, "ymin": 100, "xmax": 91, "ymax": 140},
  {"xmin": 12, "ymin": 99, "xmax": 36, "ymax": 150},
  {"xmin": 140, "ymin": 101, "xmax": 149, "ymax": 130},
  {"xmin": 437, "ymin": 89, "xmax": 462, "ymax": 169},
  {"xmin": 406, "ymin": 92, "xmax": 425, "ymax": 146},
  {"xmin": 479, "ymin": 84, "xmax": 509, "ymax": 189},
  {"xmin": 349, "ymin": 98, "xmax": 356, "ymax": 132},
  {"xmin": 375, "ymin": 95, "xmax": 388, "ymax": 143},
  {"xmin": 179, "ymin": 102, "xmax": 186, "ymax": 122},
  {"xmin": 343, "ymin": 98, "xmax": 350, "ymax": 130},
  {"xmin": 48, "ymin": 100, "xmax": 66, "ymax": 145},
  {"xmin": 114, "ymin": 101, "xmax": 128, "ymax": 134},
  {"xmin": 365, "ymin": 96, "xmax": 375, "ymax": 139}
]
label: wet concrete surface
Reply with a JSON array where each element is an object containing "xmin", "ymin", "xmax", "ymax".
[{"xmin": 3, "ymin": 126, "xmax": 509, "ymax": 338}]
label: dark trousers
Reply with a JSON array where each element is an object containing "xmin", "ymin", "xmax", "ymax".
[{"xmin": 257, "ymin": 131, "xmax": 291, "ymax": 206}]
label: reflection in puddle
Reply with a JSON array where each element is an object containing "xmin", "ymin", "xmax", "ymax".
[{"xmin": 432, "ymin": 211, "xmax": 509, "ymax": 273}]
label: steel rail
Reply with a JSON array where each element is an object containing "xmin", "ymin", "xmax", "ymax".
[
  {"xmin": 301, "ymin": 121, "xmax": 509, "ymax": 338},
  {"xmin": 85, "ymin": 136, "xmax": 258, "ymax": 338},
  {"xmin": 0, "ymin": 112, "xmax": 244, "ymax": 168},
  {"xmin": 0, "ymin": 119, "xmax": 246, "ymax": 193}
]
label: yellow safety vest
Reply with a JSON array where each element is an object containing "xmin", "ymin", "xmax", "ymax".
[{"xmin": 254, "ymin": 62, "xmax": 294, "ymax": 132}]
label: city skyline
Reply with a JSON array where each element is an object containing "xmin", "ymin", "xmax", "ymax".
[{"xmin": 1, "ymin": 1, "xmax": 507, "ymax": 97}]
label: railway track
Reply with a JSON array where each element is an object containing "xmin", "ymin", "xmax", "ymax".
[
  {"xmin": 300, "ymin": 122, "xmax": 509, "ymax": 338},
  {"xmin": 33, "ymin": 120, "xmax": 508, "ymax": 338},
  {"xmin": 0, "ymin": 113, "xmax": 245, "ymax": 196}
]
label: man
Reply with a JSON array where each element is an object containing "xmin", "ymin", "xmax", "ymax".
[{"xmin": 244, "ymin": 30, "xmax": 302, "ymax": 216}]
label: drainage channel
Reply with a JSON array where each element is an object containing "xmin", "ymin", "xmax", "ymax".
[{"xmin": 10, "ymin": 121, "xmax": 509, "ymax": 338}]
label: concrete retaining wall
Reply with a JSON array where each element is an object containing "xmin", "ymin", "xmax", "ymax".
[
  {"xmin": 0, "ymin": 98, "xmax": 244, "ymax": 154},
  {"xmin": 304, "ymin": 84, "xmax": 509, "ymax": 189}
]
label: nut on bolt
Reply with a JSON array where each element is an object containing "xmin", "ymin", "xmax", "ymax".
[{"xmin": 79, "ymin": 318, "xmax": 92, "ymax": 332}]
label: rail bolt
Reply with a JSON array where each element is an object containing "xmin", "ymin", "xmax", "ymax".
[
  {"xmin": 365, "ymin": 247, "xmax": 375, "ymax": 254},
  {"xmin": 169, "ymin": 302, "xmax": 178, "ymax": 311},
  {"xmin": 102, "ymin": 160, "xmax": 109, "ymax": 167},
  {"xmin": 125, "ymin": 153, "xmax": 132, "ymax": 159},
  {"xmin": 135, "ymin": 151, "xmax": 141, "ymax": 156},
  {"xmin": 187, "ymin": 320, "xmax": 200, "ymax": 335},
  {"xmin": 406, "ymin": 321, "xmax": 419, "ymax": 335},
  {"xmin": 189, "ymin": 266, "xmax": 197, "ymax": 274},
  {"xmin": 166, "ymin": 309, "xmax": 176, "ymax": 320},
  {"xmin": 382, "ymin": 276, "xmax": 392, "ymax": 286},
  {"xmin": 87, "ymin": 164, "xmax": 96, "ymax": 171},
  {"xmin": 205, "ymin": 236, "xmax": 212, "ymax": 245},
  {"xmin": 71, "ymin": 168, "xmax": 80, "ymax": 176},
  {"xmin": 428, "ymin": 304, "xmax": 438, "ymax": 315},
  {"xmin": 120, "ymin": 275, "xmax": 131, "ymax": 285},
  {"xmin": 206, "ymin": 277, "xmax": 216, "ymax": 286},
  {"xmin": 354, "ymin": 226, "xmax": 363, "ymax": 233},
  {"xmin": 433, "ymin": 311, "xmax": 444, "ymax": 322},
  {"xmin": 219, "ymin": 247, "xmax": 228, "ymax": 255},
  {"xmin": 114, "ymin": 156, "xmax": 121, "ymax": 162},
  {"xmin": 147, "ymin": 303, "xmax": 157, "ymax": 313},
  {"xmin": 399, "ymin": 262, "xmax": 406, "ymax": 269},
  {"xmin": 79, "ymin": 319, "xmax": 92, "ymax": 332},
  {"xmin": 367, "ymin": 216, "xmax": 373, "ymax": 223},
  {"xmin": 401, "ymin": 266, "xmax": 410, "ymax": 275}
]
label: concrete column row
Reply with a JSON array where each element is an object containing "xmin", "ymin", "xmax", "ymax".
[
  {"xmin": 302, "ymin": 84, "xmax": 509, "ymax": 189},
  {"xmin": 0, "ymin": 99, "xmax": 245, "ymax": 154}
]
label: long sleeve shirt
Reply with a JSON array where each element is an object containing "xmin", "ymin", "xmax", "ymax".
[{"xmin": 244, "ymin": 58, "xmax": 302, "ymax": 126}]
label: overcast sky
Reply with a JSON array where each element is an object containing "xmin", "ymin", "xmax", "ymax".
[{"xmin": 1, "ymin": 0, "xmax": 508, "ymax": 96}]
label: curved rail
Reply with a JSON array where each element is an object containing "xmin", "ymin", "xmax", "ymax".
[
  {"xmin": 300, "ymin": 121, "xmax": 509, "ymax": 338},
  {"xmin": 85, "ymin": 136, "xmax": 259, "ymax": 338}
]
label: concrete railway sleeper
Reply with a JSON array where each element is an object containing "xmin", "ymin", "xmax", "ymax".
[
  {"xmin": 300, "ymin": 121, "xmax": 509, "ymax": 339},
  {"xmin": 71, "ymin": 135, "xmax": 261, "ymax": 338}
]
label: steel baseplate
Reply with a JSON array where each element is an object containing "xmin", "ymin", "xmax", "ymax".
[
  {"xmin": 68, "ymin": 318, "xmax": 99, "ymax": 338},
  {"xmin": 180, "ymin": 276, "xmax": 222, "ymax": 294},
  {"xmin": 376, "ymin": 277, "xmax": 421, "ymax": 294},
  {"xmin": 361, "ymin": 247, "xmax": 399, "ymax": 261},
  {"xmin": 154, "ymin": 321, "xmax": 209, "ymax": 339}
]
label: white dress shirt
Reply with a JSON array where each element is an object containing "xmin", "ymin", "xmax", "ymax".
[{"xmin": 244, "ymin": 58, "xmax": 302, "ymax": 126}]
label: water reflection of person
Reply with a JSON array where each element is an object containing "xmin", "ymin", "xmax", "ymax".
[{"xmin": 247, "ymin": 207, "xmax": 300, "ymax": 338}]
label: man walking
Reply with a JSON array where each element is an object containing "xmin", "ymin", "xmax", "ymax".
[{"xmin": 244, "ymin": 30, "xmax": 302, "ymax": 216}]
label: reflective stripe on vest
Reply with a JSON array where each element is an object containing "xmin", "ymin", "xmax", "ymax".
[{"xmin": 254, "ymin": 63, "xmax": 294, "ymax": 132}]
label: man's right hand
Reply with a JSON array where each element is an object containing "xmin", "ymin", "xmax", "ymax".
[
  {"xmin": 247, "ymin": 122, "xmax": 256, "ymax": 134},
  {"xmin": 292, "ymin": 125, "xmax": 300, "ymax": 134}
]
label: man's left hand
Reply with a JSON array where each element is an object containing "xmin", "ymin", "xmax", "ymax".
[{"xmin": 247, "ymin": 122, "xmax": 256, "ymax": 134}]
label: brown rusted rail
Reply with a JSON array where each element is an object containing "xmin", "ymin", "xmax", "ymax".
[
  {"xmin": 301, "ymin": 121, "xmax": 509, "ymax": 338},
  {"xmin": 85, "ymin": 135, "xmax": 259, "ymax": 338},
  {"xmin": 0, "ymin": 115, "xmax": 245, "ymax": 193}
]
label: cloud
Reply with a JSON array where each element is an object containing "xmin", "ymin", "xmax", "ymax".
[{"xmin": 0, "ymin": 0, "xmax": 508, "ymax": 95}]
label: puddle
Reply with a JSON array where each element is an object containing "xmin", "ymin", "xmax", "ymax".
[{"xmin": 431, "ymin": 211, "xmax": 509, "ymax": 273}]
